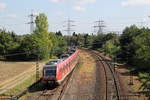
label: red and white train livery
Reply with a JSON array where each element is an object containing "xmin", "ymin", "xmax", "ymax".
[{"xmin": 42, "ymin": 48, "xmax": 79, "ymax": 85}]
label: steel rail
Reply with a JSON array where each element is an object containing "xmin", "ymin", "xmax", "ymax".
[{"xmin": 93, "ymin": 52, "xmax": 120, "ymax": 100}]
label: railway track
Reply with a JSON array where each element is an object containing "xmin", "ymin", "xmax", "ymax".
[
  {"xmin": 34, "ymin": 87, "xmax": 57, "ymax": 100},
  {"xmin": 34, "ymin": 62, "xmax": 79, "ymax": 100},
  {"xmin": 92, "ymin": 51, "xmax": 120, "ymax": 100}
]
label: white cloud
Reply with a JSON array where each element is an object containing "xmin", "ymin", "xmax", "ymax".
[
  {"xmin": 73, "ymin": 6, "xmax": 85, "ymax": 11},
  {"xmin": 49, "ymin": 0, "xmax": 65, "ymax": 3},
  {"xmin": 121, "ymin": 0, "xmax": 150, "ymax": 7},
  {"xmin": 50, "ymin": 0, "xmax": 59, "ymax": 3},
  {"xmin": 0, "ymin": 2, "xmax": 6, "ymax": 11},
  {"xmin": 8, "ymin": 14, "xmax": 17, "ymax": 18},
  {"xmin": 49, "ymin": 0, "xmax": 96, "ymax": 4},
  {"xmin": 76, "ymin": 0, "xmax": 96, "ymax": 5}
]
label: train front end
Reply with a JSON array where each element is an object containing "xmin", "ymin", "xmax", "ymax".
[{"xmin": 42, "ymin": 59, "xmax": 60, "ymax": 84}]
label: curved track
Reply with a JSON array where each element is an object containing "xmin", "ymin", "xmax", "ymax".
[{"xmin": 92, "ymin": 51, "xmax": 120, "ymax": 100}]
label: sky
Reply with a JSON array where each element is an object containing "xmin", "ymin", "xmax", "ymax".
[{"xmin": 0, "ymin": 0, "xmax": 150, "ymax": 35}]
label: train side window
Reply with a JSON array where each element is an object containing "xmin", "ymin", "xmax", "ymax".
[
  {"xmin": 61, "ymin": 68, "xmax": 63, "ymax": 74},
  {"xmin": 66, "ymin": 63, "xmax": 67, "ymax": 69},
  {"xmin": 64, "ymin": 64, "xmax": 65, "ymax": 71},
  {"xmin": 65, "ymin": 64, "xmax": 66, "ymax": 70},
  {"xmin": 63, "ymin": 66, "xmax": 65, "ymax": 72}
]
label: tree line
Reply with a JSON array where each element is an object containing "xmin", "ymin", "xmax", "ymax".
[
  {"xmin": 0, "ymin": 13, "xmax": 67, "ymax": 61},
  {"xmin": 87, "ymin": 25, "xmax": 150, "ymax": 72}
]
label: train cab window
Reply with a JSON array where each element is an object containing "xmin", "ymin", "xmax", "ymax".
[{"xmin": 44, "ymin": 69, "xmax": 56, "ymax": 77}]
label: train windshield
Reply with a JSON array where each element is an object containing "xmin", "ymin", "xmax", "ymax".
[
  {"xmin": 44, "ymin": 67, "xmax": 56, "ymax": 77},
  {"xmin": 45, "ymin": 70, "xmax": 56, "ymax": 77}
]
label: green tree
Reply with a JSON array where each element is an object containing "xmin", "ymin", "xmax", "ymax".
[
  {"xmin": 84, "ymin": 34, "xmax": 88, "ymax": 47},
  {"xmin": 134, "ymin": 28, "xmax": 150, "ymax": 70},
  {"xmin": 34, "ymin": 13, "xmax": 52, "ymax": 59},
  {"xmin": 22, "ymin": 13, "xmax": 52, "ymax": 60},
  {"xmin": 0, "ymin": 30, "xmax": 20, "ymax": 58},
  {"xmin": 105, "ymin": 40, "xmax": 120, "ymax": 58},
  {"xmin": 56, "ymin": 31, "xmax": 62, "ymax": 36},
  {"xmin": 56, "ymin": 36, "xmax": 67, "ymax": 56},
  {"xmin": 139, "ymin": 73, "xmax": 150, "ymax": 99},
  {"xmin": 119, "ymin": 25, "xmax": 140, "ymax": 64},
  {"xmin": 20, "ymin": 34, "xmax": 40, "ymax": 60},
  {"xmin": 92, "ymin": 34, "xmax": 106, "ymax": 49},
  {"xmin": 76, "ymin": 34, "xmax": 85, "ymax": 46},
  {"xmin": 49, "ymin": 32, "xmax": 59, "ymax": 56}
]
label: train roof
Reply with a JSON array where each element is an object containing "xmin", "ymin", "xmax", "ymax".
[
  {"xmin": 60, "ymin": 54, "xmax": 70, "ymax": 59},
  {"xmin": 67, "ymin": 51, "xmax": 74, "ymax": 55},
  {"xmin": 45, "ymin": 59, "xmax": 62, "ymax": 67}
]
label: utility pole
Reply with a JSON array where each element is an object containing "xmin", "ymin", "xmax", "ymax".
[
  {"xmin": 94, "ymin": 20, "xmax": 106, "ymax": 35},
  {"xmin": 64, "ymin": 18, "xmax": 75, "ymax": 46},
  {"xmin": 36, "ymin": 49, "xmax": 40, "ymax": 82},
  {"xmin": 64, "ymin": 18, "xmax": 75, "ymax": 36},
  {"xmin": 28, "ymin": 12, "xmax": 37, "ymax": 34}
]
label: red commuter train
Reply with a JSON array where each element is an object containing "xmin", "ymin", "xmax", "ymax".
[{"xmin": 42, "ymin": 48, "xmax": 79, "ymax": 85}]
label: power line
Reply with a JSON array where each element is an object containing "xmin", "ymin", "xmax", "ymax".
[
  {"xmin": 94, "ymin": 20, "xmax": 106, "ymax": 35},
  {"xmin": 63, "ymin": 18, "xmax": 75, "ymax": 36},
  {"xmin": 27, "ymin": 12, "xmax": 37, "ymax": 34}
]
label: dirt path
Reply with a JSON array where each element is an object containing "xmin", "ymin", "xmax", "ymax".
[
  {"xmin": 61, "ymin": 50, "xmax": 105, "ymax": 100},
  {"xmin": 0, "ymin": 62, "xmax": 44, "ymax": 94}
]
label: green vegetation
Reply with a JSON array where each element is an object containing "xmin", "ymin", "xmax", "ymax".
[
  {"xmin": 0, "ymin": 13, "xmax": 67, "ymax": 61},
  {"xmin": 73, "ymin": 25, "xmax": 150, "ymax": 95},
  {"xmin": 4, "ymin": 74, "xmax": 36, "ymax": 95},
  {"xmin": 134, "ymin": 28, "xmax": 150, "ymax": 71},
  {"xmin": 85, "ymin": 25, "xmax": 150, "ymax": 73},
  {"xmin": 139, "ymin": 73, "xmax": 150, "ymax": 99},
  {"xmin": 0, "ymin": 30, "xmax": 21, "ymax": 59},
  {"xmin": 119, "ymin": 25, "xmax": 140, "ymax": 64}
]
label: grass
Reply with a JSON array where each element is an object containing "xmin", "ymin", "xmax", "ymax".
[
  {"xmin": 78, "ymin": 50, "xmax": 96, "ymax": 82},
  {"xmin": 1, "ymin": 57, "xmax": 58, "ymax": 99},
  {"xmin": 4, "ymin": 71, "xmax": 42, "ymax": 96}
]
